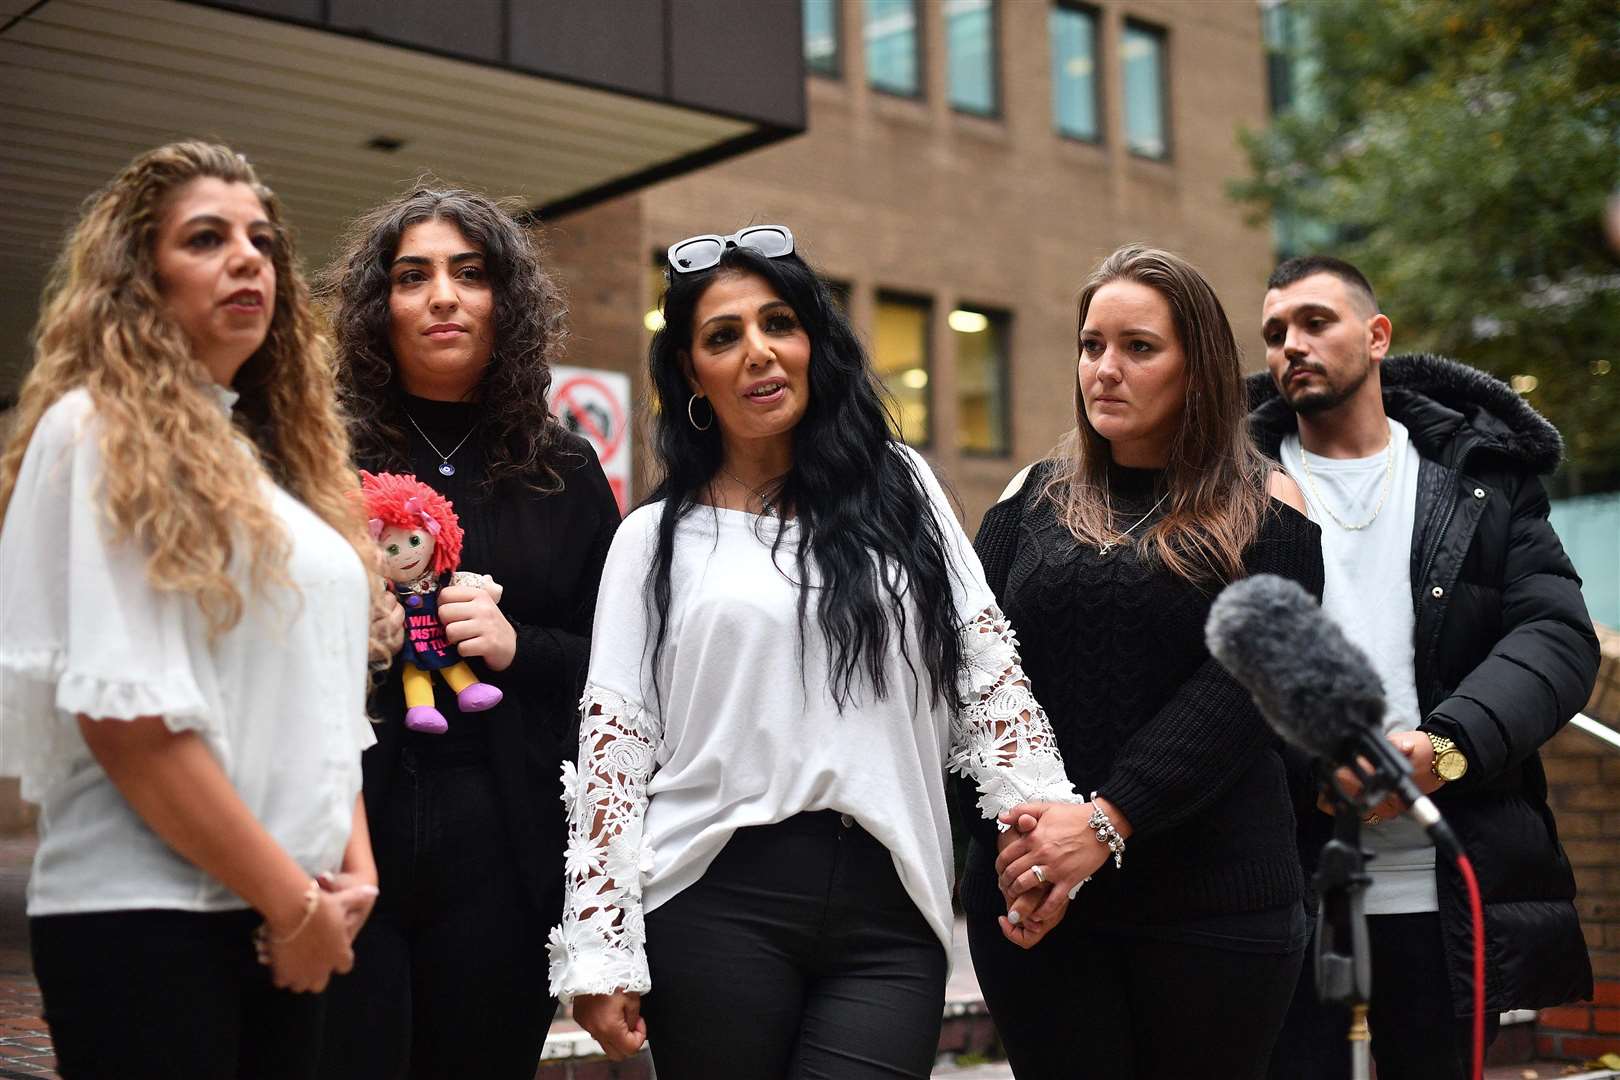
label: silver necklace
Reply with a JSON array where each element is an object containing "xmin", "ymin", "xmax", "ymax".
[
  {"xmin": 1099, "ymin": 493, "xmax": 1169, "ymax": 556},
  {"xmin": 406, "ymin": 412, "xmax": 477, "ymax": 477},
  {"xmin": 1297, "ymin": 438, "xmax": 1394, "ymax": 531},
  {"xmin": 721, "ymin": 465, "xmax": 778, "ymax": 518}
]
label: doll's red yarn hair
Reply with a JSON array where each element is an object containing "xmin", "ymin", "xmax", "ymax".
[{"xmin": 358, "ymin": 471, "xmax": 463, "ymax": 574}]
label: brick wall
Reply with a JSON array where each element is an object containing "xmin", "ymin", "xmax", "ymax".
[{"xmin": 1538, "ymin": 622, "xmax": 1620, "ymax": 1061}]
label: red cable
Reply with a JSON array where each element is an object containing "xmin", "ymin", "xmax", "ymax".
[{"xmin": 1456, "ymin": 852, "xmax": 1486, "ymax": 1080}]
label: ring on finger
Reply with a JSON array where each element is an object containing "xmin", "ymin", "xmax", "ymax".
[{"xmin": 1032, "ymin": 864, "xmax": 1047, "ymax": 885}]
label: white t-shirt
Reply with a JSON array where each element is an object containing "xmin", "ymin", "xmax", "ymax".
[
  {"xmin": 548, "ymin": 445, "xmax": 1080, "ymax": 999},
  {"xmin": 1280, "ymin": 418, "xmax": 1436, "ymax": 915},
  {"xmin": 0, "ymin": 388, "xmax": 375, "ymax": 916}
]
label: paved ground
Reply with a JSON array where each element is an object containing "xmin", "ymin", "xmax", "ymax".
[
  {"xmin": 0, "ymin": 833, "xmax": 52, "ymax": 1078},
  {"xmin": 0, "ymin": 829, "xmax": 1609, "ymax": 1079}
]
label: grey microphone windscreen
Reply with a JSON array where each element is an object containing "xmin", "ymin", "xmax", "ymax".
[{"xmin": 1204, "ymin": 573, "xmax": 1385, "ymax": 757}]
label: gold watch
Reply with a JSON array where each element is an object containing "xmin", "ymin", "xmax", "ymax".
[{"xmin": 1426, "ymin": 733, "xmax": 1468, "ymax": 783}]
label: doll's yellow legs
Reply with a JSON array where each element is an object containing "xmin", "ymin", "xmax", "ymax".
[
  {"xmin": 403, "ymin": 662, "xmax": 479, "ymax": 707},
  {"xmin": 402, "ymin": 664, "xmax": 435, "ymax": 708},
  {"xmin": 443, "ymin": 661, "xmax": 478, "ymax": 693}
]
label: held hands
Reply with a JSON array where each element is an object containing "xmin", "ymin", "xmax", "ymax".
[
  {"xmin": 438, "ymin": 584, "xmax": 516, "ymax": 672},
  {"xmin": 574, "ymin": 991, "xmax": 647, "ymax": 1061},
  {"xmin": 997, "ymin": 866, "xmax": 1070, "ymax": 949},
  {"xmin": 1316, "ymin": 731, "xmax": 1441, "ymax": 823},
  {"xmin": 992, "ymin": 800, "xmax": 1128, "ymax": 947}
]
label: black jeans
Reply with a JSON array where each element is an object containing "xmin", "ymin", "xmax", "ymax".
[
  {"xmin": 317, "ymin": 747, "xmax": 557, "ymax": 1080},
  {"xmin": 639, "ymin": 810, "xmax": 948, "ymax": 1080},
  {"xmin": 1267, "ymin": 911, "xmax": 1499, "ymax": 1080},
  {"xmin": 31, "ymin": 907, "xmax": 324, "ymax": 1080},
  {"xmin": 969, "ymin": 902, "xmax": 1306, "ymax": 1080}
]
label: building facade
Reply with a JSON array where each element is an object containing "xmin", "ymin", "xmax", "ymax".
[{"xmin": 548, "ymin": 0, "xmax": 1279, "ymax": 527}]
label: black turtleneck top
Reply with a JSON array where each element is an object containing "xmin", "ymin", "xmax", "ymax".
[
  {"xmin": 360, "ymin": 393, "xmax": 621, "ymax": 917},
  {"xmin": 957, "ymin": 460, "xmax": 1323, "ymax": 925}
]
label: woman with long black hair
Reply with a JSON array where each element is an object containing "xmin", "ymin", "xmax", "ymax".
[
  {"xmin": 315, "ymin": 187, "xmax": 621, "ymax": 1079},
  {"xmin": 547, "ymin": 226, "xmax": 1083, "ymax": 1079}
]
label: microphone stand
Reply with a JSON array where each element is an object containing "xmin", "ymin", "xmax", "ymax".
[{"xmin": 1313, "ymin": 784, "xmax": 1374, "ymax": 1080}]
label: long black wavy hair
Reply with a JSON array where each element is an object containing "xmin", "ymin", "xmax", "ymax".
[
  {"xmin": 320, "ymin": 185, "xmax": 570, "ymax": 491},
  {"xmin": 646, "ymin": 245, "xmax": 964, "ymax": 713}
]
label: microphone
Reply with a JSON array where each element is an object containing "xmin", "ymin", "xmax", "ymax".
[{"xmin": 1204, "ymin": 574, "xmax": 1458, "ymax": 855}]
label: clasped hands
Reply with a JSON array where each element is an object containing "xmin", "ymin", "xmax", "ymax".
[
  {"xmin": 993, "ymin": 799, "xmax": 1122, "ymax": 950},
  {"xmin": 261, "ymin": 871, "xmax": 378, "ymax": 994}
]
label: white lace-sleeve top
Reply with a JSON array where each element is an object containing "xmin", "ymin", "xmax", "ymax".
[
  {"xmin": 0, "ymin": 389, "xmax": 375, "ymax": 916},
  {"xmin": 548, "ymin": 445, "xmax": 1079, "ymax": 1000}
]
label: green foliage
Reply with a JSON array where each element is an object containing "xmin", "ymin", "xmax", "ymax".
[{"xmin": 1232, "ymin": 0, "xmax": 1620, "ymax": 486}]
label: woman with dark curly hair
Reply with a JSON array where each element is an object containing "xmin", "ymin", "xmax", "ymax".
[
  {"xmin": 548, "ymin": 227, "xmax": 1083, "ymax": 1079},
  {"xmin": 315, "ymin": 187, "xmax": 620, "ymax": 1079}
]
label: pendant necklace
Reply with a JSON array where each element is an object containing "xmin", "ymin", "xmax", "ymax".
[
  {"xmin": 721, "ymin": 465, "xmax": 779, "ymax": 518},
  {"xmin": 406, "ymin": 412, "xmax": 477, "ymax": 477},
  {"xmin": 1099, "ymin": 492, "xmax": 1169, "ymax": 556}
]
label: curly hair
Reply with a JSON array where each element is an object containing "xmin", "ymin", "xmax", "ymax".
[
  {"xmin": 359, "ymin": 470, "xmax": 464, "ymax": 575},
  {"xmin": 319, "ymin": 185, "xmax": 571, "ymax": 492},
  {"xmin": 0, "ymin": 141, "xmax": 377, "ymax": 637},
  {"xmin": 1047, "ymin": 244, "xmax": 1273, "ymax": 585}
]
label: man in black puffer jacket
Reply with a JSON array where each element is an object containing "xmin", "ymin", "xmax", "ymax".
[{"xmin": 1252, "ymin": 256, "xmax": 1598, "ymax": 1080}]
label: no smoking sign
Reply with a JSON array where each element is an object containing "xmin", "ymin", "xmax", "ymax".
[{"xmin": 550, "ymin": 365, "xmax": 632, "ymax": 514}]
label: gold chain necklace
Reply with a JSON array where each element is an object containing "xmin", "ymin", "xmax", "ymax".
[{"xmin": 1296, "ymin": 437, "xmax": 1395, "ymax": 531}]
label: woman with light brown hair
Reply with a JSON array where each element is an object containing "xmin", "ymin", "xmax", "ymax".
[
  {"xmin": 0, "ymin": 141, "xmax": 395, "ymax": 1079},
  {"xmin": 954, "ymin": 244, "xmax": 1325, "ymax": 1079}
]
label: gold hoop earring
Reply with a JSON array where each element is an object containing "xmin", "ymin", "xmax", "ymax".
[{"xmin": 687, "ymin": 394, "xmax": 713, "ymax": 432}]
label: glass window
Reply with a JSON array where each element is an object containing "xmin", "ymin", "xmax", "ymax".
[
  {"xmin": 865, "ymin": 0, "xmax": 920, "ymax": 97},
  {"xmin": 874, "ymin": 292, "xmax": 931, "ymax": 445},
  {"xmin": 1262, "ymin": 1, "xmax": 1321, "ymax": 119},
  {"xmin": 945, "ymin": 0, "xmax": 996, "ymax": 116},
  {"xmin": 1050, "ymin": 3, "xmax": 1100, "ymax": 141},
  {"xmin": 805, "ymin": 0, "xmax": 840, "ymax": 78},
  {"xmin": 952, "ymin": 306, "xmax": 1010, "ymax": 455},
  {"xmin": 1123, "ymin": 21, "xmax": 1168, "ymax": 159}
]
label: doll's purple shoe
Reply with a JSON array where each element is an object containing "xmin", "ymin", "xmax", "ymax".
[
  {"xmin": 405, "ymin": 706, "xmax": 449, "ymax": 734},
  {"xmin": 457, "ymin": 682, "xmax": 503, "ymax": 712}
]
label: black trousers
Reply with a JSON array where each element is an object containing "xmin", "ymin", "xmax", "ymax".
[
  {"xmin": 1267, "ymin": 911, "xmax": 1499, "ymax": 1080},
  {"xmin": 639, "ymin": 810, "xmax": 948, "ymax": 1080},
  {"xmin": 968, "ymin": 903, "xmax": 1305, "ymax": 1080},
  {"xmin": 31, "ymin": 907, "xmax": 325, "ymax": 1080},
  {"xmin": 317, "ymin": 748, "xmax": 557, "ymax": 1080}
]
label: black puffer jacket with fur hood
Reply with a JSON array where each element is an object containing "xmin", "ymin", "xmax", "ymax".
[{"xmin": 1249, "ymin": 353, "xmax": 1599, "ymax": 1015}]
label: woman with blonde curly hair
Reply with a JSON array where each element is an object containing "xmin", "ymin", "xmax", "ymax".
[
  {"xmin": 314, "ymin": 187, "xmax": 620, "ymax": 1080},
  {"xmin": 0, "ymin": 141, "xmax": 397, "ymax": 1079}
]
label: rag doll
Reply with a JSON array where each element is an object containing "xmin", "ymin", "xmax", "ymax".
[{"xmin": 360, "ymin": 470, "xmax": 503, "ymax": 734}]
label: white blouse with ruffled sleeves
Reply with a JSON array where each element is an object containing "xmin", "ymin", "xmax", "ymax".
[
  {"xmin": 548, "ymin": 445, "xmax": 1079, "ymax": 1000},
  {"xmin": 0, "ymin": 388, "xmax": 374, "ymax": 916}
]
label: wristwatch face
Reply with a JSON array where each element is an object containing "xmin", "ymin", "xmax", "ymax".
[{"xmin": 1436, "ymin": 750, "xmax": 1468, "ymax": 782}]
